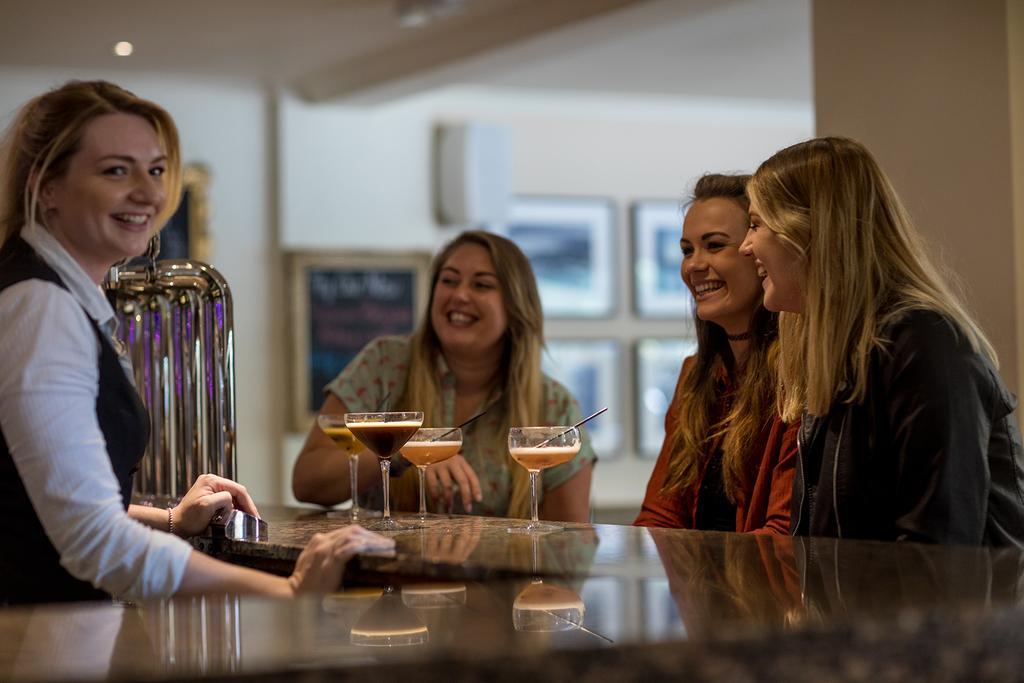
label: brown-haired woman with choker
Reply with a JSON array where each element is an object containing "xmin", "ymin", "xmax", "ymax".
[{"xmin": 635, "ymin": 173, "xmax": 797, "ymax": 532}]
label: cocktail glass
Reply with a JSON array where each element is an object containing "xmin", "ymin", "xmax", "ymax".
[
  {"xmin": 345, "ymin": 411, "xmax": 424, "ymax": 532},
  {"xmin": 317, "ymin": 414, "xmax": 371, "ymax": 522},
  {"xmin": 399, "ymin": 427, "xmax": 463, "ymax": 523},
  {"xmin": 507, "ymin": 426, "xmax": 581, "ymax": 534},
  {"xmin": 401, "ymin": 582, "xmax": 467, "ymax": 609},
  {"xmin": 512, "ymin": 526, "xmax": 585, "ymax": 632},
  {"xmin": 513, "ymin": 579, "xmax": 585, "ymax": 632},
  {"xmin": 350, "ymin": 587, "xmax": 429, "ymax": 647}
]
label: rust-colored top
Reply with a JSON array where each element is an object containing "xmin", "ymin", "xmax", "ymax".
[{"xmin": 634, "ymin": 356, "xmax": 798, "ymax": 534}]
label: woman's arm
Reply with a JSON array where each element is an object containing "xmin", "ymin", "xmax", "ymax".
[
  {"xmin": 634, "ymin": 360, "xmax": 694, "ymax": 528},
  {"xmin": 130, "ymin": 474, "xmax": 262, "ymax": 537},
  {"xmin": 539, "ymin": 460, "xmax": 593, "ymax": 522},
  {"xmin": 634, "ymin": 436, "xmax": 693, "ymax": 528},
  {"xmin": 882, "ymin": 312, "xmax": 996, "ymax": 544},
  {"xmin": 176, "ymin": 525, "xmax": 394, "ymax": 597},
  {"xmin": 0, "ymin": 282, "xmax": 194, "ymax": 599},
  {"xmin": 291, "ymin": 393, "xmax": 383, "ymax": 506},
  {"xmin": 536, "ymin": 380, "xmax": 598, "ymax": 523},
  {"xmin": 747, "ymin": 419, "xmax": 798, "ymax": 535},
  {"xmin": 1, "ymin": 279, "xmax": 397, "ymax": 601}
]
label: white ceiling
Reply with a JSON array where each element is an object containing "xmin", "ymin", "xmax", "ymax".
[
  {"xmin": 472, "ymin": 0, "xmax": 812, "ymax": 102},
  {"xmin": 0, "ymin": 0, "xmax": 811, "ymax": 103}
]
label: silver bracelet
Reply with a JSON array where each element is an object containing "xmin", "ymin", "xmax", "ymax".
[{"xmin": 167, "ymin": 506, "xmax": 175, "ymax": 537}]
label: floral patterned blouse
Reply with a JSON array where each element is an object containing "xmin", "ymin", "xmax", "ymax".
[{"xmin": 326, "ymin": 335, "xmax": 596, "ymax": 516}]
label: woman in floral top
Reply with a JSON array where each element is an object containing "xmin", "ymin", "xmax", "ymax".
[{"xmin": 293, "ymin": 231, "xmax": 595, "ymax": 520}]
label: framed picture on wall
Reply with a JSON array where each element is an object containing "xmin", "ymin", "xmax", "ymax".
[
  {"xmin": 542, "ymin": 339, "xmax": 622, "ymax": 456},
  {"xmin": 160, "ymin": 163, "xmax": 211, "ymax": 261},
  {"xmin": 493, "ymin": 196, "xmax": 616, "ymax": 318},
  {"xmin": 632, "ymin": 199, "xmax": 691, "ymax": 318},
  {"xmin": 289, "ymin": 252, "xmax": 431, "ymax": 432},
  {"xmin": 635, "ymin": 338, "xmax": 697, "ymax": 457},
  {"xmin": 127, "ymin": 163, "xmax": 211, "ymax": 265}
]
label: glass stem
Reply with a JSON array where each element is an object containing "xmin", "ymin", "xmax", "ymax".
[
  {"xmin": 417, "ymin": 466, "xmax": 428, "ymax": 516},
  {"xmin": 349, "ymin": 453, "xmax": 360, "ymax": 521},
  {"xmin": 381, "ymin": 458, "xmax": 392, "ymax": 521},
  {"xmin": 529, "ymin": 470, "xmax": 540, "ymax": 524}
]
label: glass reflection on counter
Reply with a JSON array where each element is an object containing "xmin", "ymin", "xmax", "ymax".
[
  {"xmin": 350, "ymin": 587, "xmax": 428, "ymax": 647},
  {"xmin": 402, "ymin": 582, "xmax": 468, "ymax": 609},
  {"xmin": 321, "ymin": 586, "xmax": 385, "ymax": 621},
  {"xmin": 513, "ymin": 579, "xmax": 585, "ymax": 632}
]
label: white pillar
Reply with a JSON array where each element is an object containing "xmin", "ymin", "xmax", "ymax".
[{"xmin": 813, "ymin": 0, "xmax": 1022, "ymax": 405}]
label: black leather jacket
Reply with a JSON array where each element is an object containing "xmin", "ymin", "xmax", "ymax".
[{"xmin": 792, "ymin": 309, "xmax": 1024, "ymax": 547}]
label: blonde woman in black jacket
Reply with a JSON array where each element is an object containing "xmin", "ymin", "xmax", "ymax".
[{"xmin": 740, "ymin": 137, "xmax": 1024, "ymax": 547}]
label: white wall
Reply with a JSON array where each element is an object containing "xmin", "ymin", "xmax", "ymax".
[
  {"xmin": 0, "ymin": 68, "xmax": 281, "ymax": 504},
  {"xmin": 279, "ymin": 86, "xmax": 814, "ymax": 508}
]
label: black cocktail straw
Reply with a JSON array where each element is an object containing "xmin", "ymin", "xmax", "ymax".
[
  {"xmin": 432, "ymin": 408, "xmax": 489, "ymax": 441},
  {"xmin": 536, "ymin": 407, "xmax": 608, "ymax": 447},
  {"xmin": 379, "ymin": 393, "xmax": 391, "ymax": 412}
]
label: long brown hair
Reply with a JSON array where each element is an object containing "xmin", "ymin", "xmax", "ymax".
[
  {"xmin": 0, "ymin": 80, "xmax": 182, "ymax": 248},
  {"xmin": 396, "ymin": 230, "xmax": 544, "ymax": 516},
  {"xmin": 662, "ymin": 174, "xmax": 780, "ymax": 503},
  {"xmin": 747, "ymin": 137, "xmax": 995, "ymax": 421}
]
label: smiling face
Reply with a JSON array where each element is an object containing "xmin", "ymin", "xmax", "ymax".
[
  {"xmin": 430, "ymin": 242, "xmax": 509, "ymax": 361},
  {"xmin": 680, "ymin": 197, "xmax": 764, "ymax": 335},
  {"xmin": 741, "ymin": 195, "xmax": 806, "ymax": 313},
  {"xmin": 39, "ymin": 112, "xmax": 167, "ymax": 283}
]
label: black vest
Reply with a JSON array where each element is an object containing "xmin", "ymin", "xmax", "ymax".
[{"xmin": 0, "ymin": 236, "xmax": 150, "ymax": 604}]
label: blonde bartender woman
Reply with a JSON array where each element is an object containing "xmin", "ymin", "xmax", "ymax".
[
  {"xmin": 0, "ymin": 80, "xmax": 393, "ymax": 605},
  {"xmin": 293, "ymin": 231, "xmax": 596, "ymax": 521}
]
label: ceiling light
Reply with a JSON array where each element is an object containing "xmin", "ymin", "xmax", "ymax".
[
  {"xmin": 396, "ymin": 0, "xmax": 465, "ymax": 29},
  {"xmin": 113, "ymin": 41, "xmax": 134, "ymax": 57}
]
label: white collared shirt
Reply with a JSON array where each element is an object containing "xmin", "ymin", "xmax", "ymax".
[{"xmin": 0, "ymin": 224, "xmax": 192, "ymax": 601}]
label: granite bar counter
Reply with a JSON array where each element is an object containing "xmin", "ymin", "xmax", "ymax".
[{"xmin": 4, "ymin": 508, "xmax": 1024, "ymax": 681}]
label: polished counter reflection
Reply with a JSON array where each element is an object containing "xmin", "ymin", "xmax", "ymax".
[{"xmin": 5, "ymin": 512, "xmax": 1024, "ymax": 681}]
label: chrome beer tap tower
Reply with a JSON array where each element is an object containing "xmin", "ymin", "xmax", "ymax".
[{"xmin": 105, "ymin": 235, "xmax": 237, "ymax": 501}]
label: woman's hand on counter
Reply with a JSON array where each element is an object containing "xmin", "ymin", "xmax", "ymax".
[
  {"xmin": 172, "ymin": 474, "xmax": 261, "ymax": 538},
  {"xmin": 288, "ymin": 525, "xmax": 396, "ymax": 595},
  {"xmin": 426, "ymin": 453, "xmax": 482, "ymax": 513}
]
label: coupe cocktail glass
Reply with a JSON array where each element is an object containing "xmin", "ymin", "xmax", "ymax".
[
  {"xmin": 345, "ymin": 411, "xmax": 424, "ymax": 532},
  {"xmin": 317, "ymin": 414, "xmax": 368, "ymax": 522},
  {"xmin": 350, "ymin": 587, "xmax": 428, "ymax": 647},
  {"xmin": 513, "ymin": 580, "xmax": 585, "ymax": 632},
  {"xmin": 512, "ymin": 524, "xmax": 585, "ymax": 632},
  {"xmin": 507, "ymin": 426, "xmax": 581, "ymax": 534},
  {"xmin": 399, "ymin": 427, "xmax": 463, "ymax": 522}
]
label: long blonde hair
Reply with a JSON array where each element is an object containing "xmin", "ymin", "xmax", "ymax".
[
  {"xmin": 0, "ymin": 80, "xmax": 182, "ymax": 249},
  {"xmin": 748, "ymin": 137, "xmax": 996, "ymax": 421},
  {"xmin": 663, "ymin": 174, "xmax": 781, "ymax": 503},
  {"xmin": 396, "ymin": 230, "xmax": 544, "ymax": 516}
]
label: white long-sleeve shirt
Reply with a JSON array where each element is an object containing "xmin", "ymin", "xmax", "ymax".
[{"xmin": 0, "ymin": 223, "xmax": 192, "ymax": 601}]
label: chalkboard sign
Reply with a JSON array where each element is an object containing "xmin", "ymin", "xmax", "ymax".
[{"xmin": 290, "ymin": 252, "xmax": 431, "ymax": 431}]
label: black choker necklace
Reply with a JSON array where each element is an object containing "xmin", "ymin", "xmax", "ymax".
[{"xmin": 726, "ymin": 331, "xmax": 753, "ymax": 341}]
